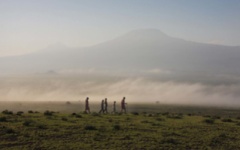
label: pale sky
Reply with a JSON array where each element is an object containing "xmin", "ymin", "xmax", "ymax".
[{"xmin": 0, "ymin": 0, "xmax": 240, "ymax": 56}]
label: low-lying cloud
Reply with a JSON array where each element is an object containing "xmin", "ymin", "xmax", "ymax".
[{"xmin": 1, "ymin": 74, "xmax": 240, "ymax": 107}]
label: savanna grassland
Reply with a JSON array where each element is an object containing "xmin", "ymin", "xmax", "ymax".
[{"xmin": 1, "ymin": 103, "xmax": 240, "ymax": 150}]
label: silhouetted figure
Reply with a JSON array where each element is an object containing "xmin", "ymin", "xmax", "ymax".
[
  {"xmin": 121, "ymin": 97, "xmax": 126, "ymax": 113},
  {"xmin": 84, "ymin": 97, "xmax": 90, "ymax": 113},
  {"xmin": 99, "ymin": 100, "xmax": 104, "ymax": 114},
  {"xmin": 104, "ymin": 98, "xmax": 108, "ymax": 113},
  {"xmin": 112, "ymin": 101, "xmax": 116, "ymax": 114}
]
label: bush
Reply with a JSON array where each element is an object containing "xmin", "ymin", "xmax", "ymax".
[
  {"xmin": 113, "ymin": 124, "xmax": 121, "ymax": 130},
  {"xmin": 98, "ymin": 126, "xmax": 107, "ymax": 132},
  {"xmin": 155, "ymin": 117, "xmax": 165, "ymax": 121},
  {"xmin": 61, "ymin": 117, "xmax": 68, "ymax": 121},
  {"xmin": 28, "ymin": 110, "xmax": 34, "ymax": 114},
  {"xmin": 75, "ymin": 114, "xmax": 82, "ymax": 118},
  {"xmin": 221, "ymin": 118, "xmax": 233, "ymax": 123},
  {"xmin": 71, "ymin": 113, "xmax": 77, "ymax": 116},
  {"xmin": 37, "ymin": 124, "xmax": 47, "ymax": 129},
  {"xmin": 16, "ymin": 111, "xmax": 24, "ymax": 116},
  {"xmin": 131, "ymin": 112, "xmax": 139, "ymax": 115},
  {"xmin": 121, "ymin": 135, "xmax": 131, "ymax": 140},
  {"xmin": 167, "ymin": 114, "xmax": 183, "ymax": 119},
  {"xmin": 162, "ymin": 112, "xmax": 169, "ymax": 116},
  {"xmin": 44, "ymin": 110, "xmax": 54, "ymax": 116},
  {"xmin": 151, "ymin": 123, "xmax": 161, "ymax": 126},
  {"xmin": 2, "ymin": 110, "xmax": 13, "ymax": 115},
  {"xmin": 141, "ymin": 120, "xmax": 149, "ymax": 124},
  {"xmin": 66, "ymin": 101, "xmax": 71, "ymax": 105},
  {"xmin": 203, "ymin": 115, "xmax": 211, "ymax": 118},
  {"xmin": 91, "ymin": 112, "xmax": 100, "ymax": 117},
  {"xmin": 23, "ymin": 120, "xmax": 35, "ymax": 126},
  {"xmin": 161, "ymin": 137, "xmax": 179, "ymax": 145},
  {"xmin": 0, "ymin": 117, "xmax": 7, "ymax": 122},
  {"xmin": 204, "ymin": 118, "xmax": 215, "ymax": 124},
  {"xmin": 212, "ymin": 116, "xmax": 221, "ymax": 119},
  {"xmin": 5, "ymin": 128, "xmax": 15, "ymax": 134},
  {"xmin": 126, "ymin": 117, "xmax": 131, "ymax": 121},
  {"xmin": 148, "ymin": 114, "xmax": 153, "ymax": 117},
  {"xmin": 84, "ymin": 125, "xmax": 97, "ymax": 130}
]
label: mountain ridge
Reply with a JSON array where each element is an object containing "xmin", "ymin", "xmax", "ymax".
[{"xmin": 0, "ymin": 29, "xmax": 240, "ymax": 76}]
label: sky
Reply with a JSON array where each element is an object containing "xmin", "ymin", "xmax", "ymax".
[{"xmin": 0, "ymin": 0, "xmax": 240, "ymax": 56}]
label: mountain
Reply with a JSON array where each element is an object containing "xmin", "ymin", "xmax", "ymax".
[{"xmin": 1, "ymin": 29, "xmax": 240, "ymax": 78}]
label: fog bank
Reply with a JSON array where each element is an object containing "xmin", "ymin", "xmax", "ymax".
[{"xmin": 1, "ymin": 74, "xmax": 240, "ymax": 107}]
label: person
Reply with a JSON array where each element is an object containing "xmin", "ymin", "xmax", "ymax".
[
  {"xmin": 99, "ymin": 99, "xmax": 104, "ymax": 114},
  {"xmin": 84, "ymin": 97, "xmax": 91, "ymax": 113},
  {"xmin": 121, "ymin": 97, "xmax": 126, "ymax": 113},
  {"xmin": 112, "ymin": 101, "xmax": 116, "ymax": 114},
  {"xmin": 104, "ymin": 98, "xmax": 108, "ymax": 113}
]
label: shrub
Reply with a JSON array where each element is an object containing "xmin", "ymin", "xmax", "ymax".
[
  {"xmin": 37, "ymin": 124, "xmax": 47, "ymax": 129},
  {"xmin": 91, "ymin": 112, "xmax": 100, "ymax": 117},
  {"xmin": 203, "ymin": 115, "xmax": 211, "ymax": 118},
  {"xmin": 148, "ymin": 114, "xmax": 153, "ymax": 117},
  {"xmin": 71, "ymin": 113, "xmax": 77, "ymax": 116},
  {"xmin": 84, "ymin": 125, "xmax": 97, "ymax": 130},
  {"xmin": 212, "ymin": 116, "xmax": 221, "ymax": 119},
  {"xmin": 155, "ymin": 117, "xmax": 165, "ymax": 121},
  {"xmin": 131, "ymin": 112, "xmax": 139, "ymax": 115},
  {"xmin": 23, "ymin": 119, "xmax": 35, "ymax": 126},
  {"xmin": 204, "ymin": 118, "xmax": 215, "ymax": 124},
  {"xmin": 126, "ymin": 117, "xmax": 131, "ymax": 121},
  {"xmin": 151, "ymin": 123, "xmax": 161, "ymax": 126},
  {"xmin": 221, "ymin": 118, "xmax": 233, "ymax": 123},
  {"xmin": 161, "ymin": 137, "xmax": 179, "ymax": 145},
  {"xmin": 16, "ymin": 111, "xmax": 24, "ymax": 116},
  {"xmin": 61, "ymin": 117, "xmax": 68, "ymax": 121},
  {"xmin": 162, "ymin": 112, "xmax": 169, "ymax": 116},
  {"xmin": 113, "ymin": 124, "xmax": 121, "ymax": 130},
  {"xmin": 98, "ymin": 126, "xmax": 107, "ymax": 132},
  {"xmin": 66, "ymin": 101, "xmax": 71, "ymax": 105},
  {"xmin": 0, "ymin": 117, "xmax": 7, "ymax": 122},
  {"xmin": 210, "ymin": 133, "xmax": 228, "ymax": 147},
  {"xmin": 75, "ymin": 114, "xmax": 82, "ymax": 118},
  {"xmin": 28, "ymin": 110, "xmax": 34, "ymax": 114},
  {"xmin": 2, "ymin": 110, "xmax": 13, "ymax": 115},
  {"xmin": 44, "ymin": 110, "xmax": 53, "ymax": 116},
  {"xmin": 167, "ymin": 114, "xmax": 183, "ymax": 119},
  {"xmin": 121, "ymin": 135, "xmax": 131, "ymax": 140},
  {"xmin": 5, "ymin": 128, "xmax": 15, "ymax": 134},
  {"xmin": 141, "ymin": 120, "xmax": 149, "ymax": 124}
]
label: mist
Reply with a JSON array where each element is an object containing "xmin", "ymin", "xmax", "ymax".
[
  {"xmin": 1, "ymin": 29, "xmax": 240, "ymax": 108},
  {"xmin": 1, "ymin": 73, "xmax": 240, "ymax": 108}
]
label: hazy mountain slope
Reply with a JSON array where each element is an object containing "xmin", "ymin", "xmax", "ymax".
[{"xmin": 0, "ymin": 29, "xmax": 240, "ymax": 75}]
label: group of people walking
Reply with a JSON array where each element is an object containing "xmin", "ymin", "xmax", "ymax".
[{"xmin": 84, "ymin": 97, "xmax": 127, "ymax": 114}]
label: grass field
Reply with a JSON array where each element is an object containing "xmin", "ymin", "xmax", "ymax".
[{"xmin": 1, "ymin": 104, "xmax": 240, "ymax": 150}]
